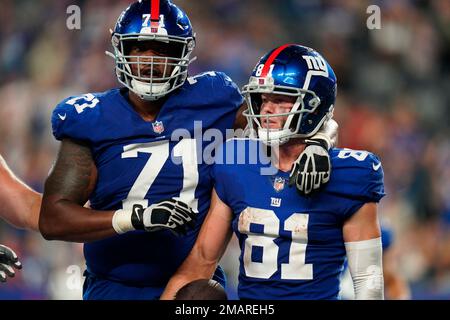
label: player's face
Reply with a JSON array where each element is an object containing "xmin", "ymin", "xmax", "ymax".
[
  {"xmin": 260, "ymin": 93, "xmax": 296, "ymax": 129},
  {"xmin": 127, "ymin": 40, "xmax": 183, "ymax": 83}
]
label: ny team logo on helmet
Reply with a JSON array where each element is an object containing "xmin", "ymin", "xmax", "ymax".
[
  {"xmin": 107, "ymin": 0, "xmax": 196, "ymax": 101},
  {"xmin": 242, "ymin": 44, "xmax": 337, "ymax": 145}
]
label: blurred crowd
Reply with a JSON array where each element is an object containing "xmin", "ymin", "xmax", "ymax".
[{"xmin": 0, "ymin": 0, "xmax": 449, "ymax": 299}]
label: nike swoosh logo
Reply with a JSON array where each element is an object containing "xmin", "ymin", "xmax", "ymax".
[
  {"xmin": 134, "ymin": 207, "xmax": 141, "ymax": 222},
  {"xmin": 372, "ymin": 162, "xmax": 381, "ymax": 171},
  {"xmin": 58, "ymin": 113, "xmax": 67, "ymax": 121}
]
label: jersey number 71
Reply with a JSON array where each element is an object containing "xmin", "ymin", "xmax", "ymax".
[{"xmin": 121, "ymin": 139, "xmax": 199, "ymax": 212}]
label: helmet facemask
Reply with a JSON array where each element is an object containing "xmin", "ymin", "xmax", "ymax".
[
  {"xmin": 242, "ymin": 76, "xmax": 326, "ymax": 146},
  {"xmin": 108, "ymin": 32, "xmax": 196, "ymax": 101}
]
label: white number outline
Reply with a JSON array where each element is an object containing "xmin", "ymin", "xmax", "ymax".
[
  {"xmin": 121, "ymin": 139, "xmax": 199, "ymax": 211},
  {"xmin": 337, "ymin": 149, "xmax": 369, "ymax": 162},
  {"xmin": 142, "ymin": 14, "xmax": 166, "ymax": 27},
  {"xmin": 254, "ymin": 64, "xmax": 275, "ymax": 77},
  {"xmin": 187, "ymin": 71, "xmax": 217, "ymax": 85},
  {"xmin": 66, "ymin": 94, "xmax": 100, "ymax": 114}
]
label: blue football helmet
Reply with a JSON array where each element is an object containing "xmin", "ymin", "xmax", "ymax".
[
  {"xmin": 107, "ymin": 0, "xmax": 196, "ymax": 100},
  {"xmin": 242, "ymin": 44, "xmax": 337, "ymax": 145}
]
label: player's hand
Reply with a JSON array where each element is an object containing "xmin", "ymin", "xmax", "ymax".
[
  {"xmin": 0, "ymin": 244, "xmax": 22, "ymax": 283},
  {"xmin": 131, "ymin": 199, "xmax": 198, "ymax": 236},
  {"xmin": 289, "ymin": 138, "xmax": 331, "ymax": 196}
]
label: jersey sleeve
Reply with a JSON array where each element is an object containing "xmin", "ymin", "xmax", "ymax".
[
  {"xmin": 328, "ymin": 149, "xmax": 386, "ymax": 220},
  {"xmin": 355, "ymin": 152, "xmax": 385, "ymax": 203},
  {"xmin": 51, "ymin": 93, "xmax": 101, "ymax": 143},
  {"xmin": 331, "ymin": 150, "xmax": 385, "ymax": 202}
]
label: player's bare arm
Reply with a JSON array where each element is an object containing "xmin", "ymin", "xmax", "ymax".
[
  {"xmin": 39, "ymin": 138, "xmax": 117, "ymax": 242},
  {"xmin": 343, "ymin": 202, "xmax": 384, "ymax": 300},
  {"xmin": 160, "ymin": 188, "xmax": 233, "ymax": 300},
  {"xmin": 0, "ymin": 155, "xmax": 41, "ymax": 231},
  {"xmin": 343, "ymin": 203, "xmax": 381, "ymax": 241}
]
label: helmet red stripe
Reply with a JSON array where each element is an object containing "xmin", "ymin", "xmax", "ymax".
[
  {"xmin": 261, "ymin": 44, "xmax": 295, "ymax": 77},
  {"xmin": 151, "ymin": 0, "xmax": 160, "ymax": 24}
]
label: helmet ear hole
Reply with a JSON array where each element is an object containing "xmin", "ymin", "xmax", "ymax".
[{"xmin": 309, "ymin": 96, "xmax": 321, "ymax": 109}]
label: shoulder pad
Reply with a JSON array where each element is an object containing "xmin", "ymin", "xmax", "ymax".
[
  {"xmin": 186, "ymin": 71, "xmax": 243, "ymax": 110},
  {"xmin": 51, "ymin": 92, "xmax": 106, "ymax": 142},
  {"xmin": 329, "ymin": 148, "xmax": 385, "ymax": 203}
]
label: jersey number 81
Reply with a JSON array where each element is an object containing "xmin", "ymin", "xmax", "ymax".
[{"xmin": 238, "ymin": 207, "xmax": 313, "ymax": 280}]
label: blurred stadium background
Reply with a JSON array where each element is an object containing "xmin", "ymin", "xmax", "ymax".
[{"xmin": 0, "ymin": 0, "xmax": 449, "ymax": 299}]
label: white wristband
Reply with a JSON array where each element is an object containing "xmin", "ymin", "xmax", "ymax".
[{"xmin": 112, "ymin": 209, "xmax": 135, "ymax": 234}]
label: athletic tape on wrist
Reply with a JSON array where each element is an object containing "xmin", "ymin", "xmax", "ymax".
[{"xmin": 112, "ymin": 209, "xmax": 135, "ymax": 234}]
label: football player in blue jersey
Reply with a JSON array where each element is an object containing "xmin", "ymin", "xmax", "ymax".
[
  {"xmin": 38, "ymin": 0, "xmax": 228, "ymax": 299},
  {"xmin": 161, "ymin": 44, "xmax": 386, "ymax": 300},
  {"xmin": 0, "ymin": 1, "xmax": 337, "ymax": 296}
]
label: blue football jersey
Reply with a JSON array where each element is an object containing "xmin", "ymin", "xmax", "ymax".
[
  {"xmin": 51, "ymin": 71, "xmax": 243, "ymax": 286},
  {"xmin": 212, "ymin": 139, "xmax": 385, "ymax": 300}
]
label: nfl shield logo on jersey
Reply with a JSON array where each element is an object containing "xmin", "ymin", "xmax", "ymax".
[
  {"xmin": 272, "ymin": 177, "xmax": 285, "ymax": 192},
  {"xmin": 152, "ymin": 121, "xmax": 165, "ymax": 134}
]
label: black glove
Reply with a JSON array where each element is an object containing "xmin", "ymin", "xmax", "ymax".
[
  {"xmin": 289, "ymin": 138, "xmax": 331, "ymax": 196},
  {"xmin": 131, "ymin": 199, "xmax": 198, "ymax": 236},
  {"xmin": 0, "ymin": 244, "xmax": 22, "ymax": 283}
]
